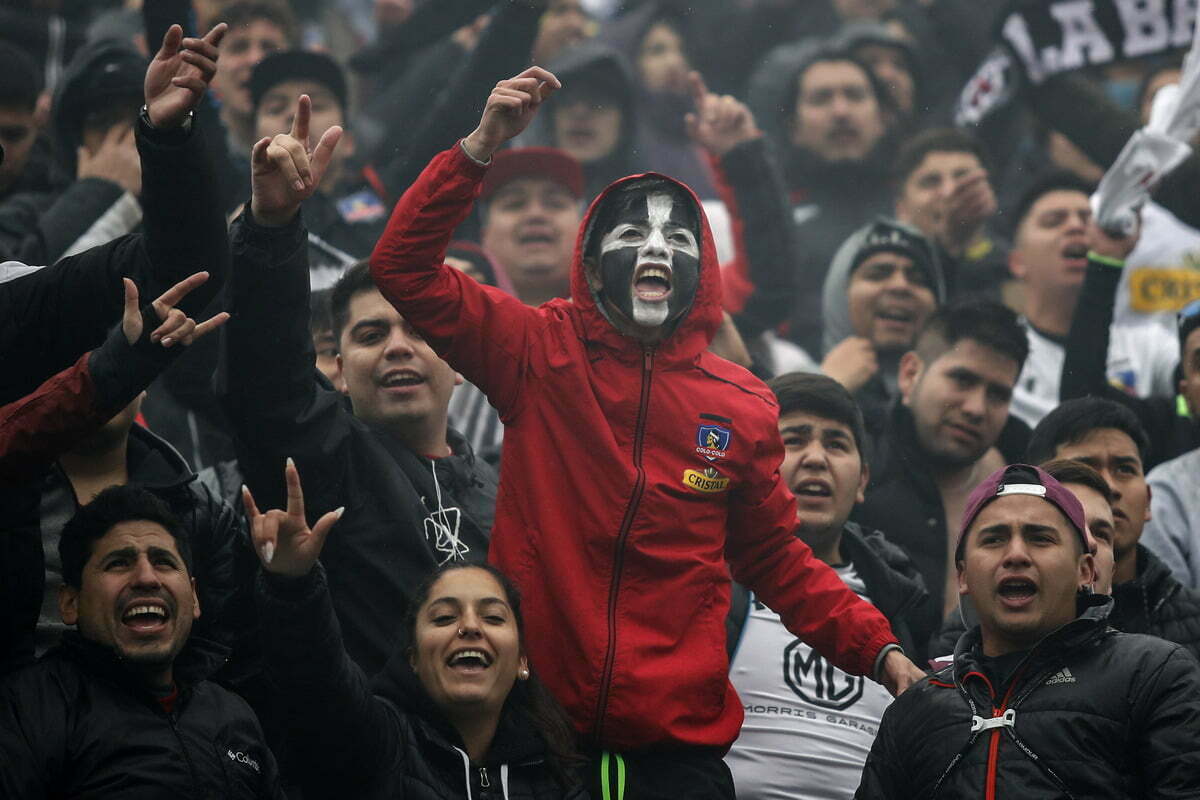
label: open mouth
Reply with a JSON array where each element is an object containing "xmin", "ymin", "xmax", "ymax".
[
  {"xmin": 447, "ymin": 649, "xmax": 493, "ymax": 673},
  {"xmin": 122, "ymin": 602, "xmax": 170, "ymax": 634},
  {"xmin": 793, "ymin": 479, "xmax": 832, "ymax": 499},
  {"xmin": 380, "ymin": 370, "xmax": 424, "ymax": 391},
  {"xmin": 516, "ymin": 229, "xmax": 556, "ymax": 247},
  {"xmin": 876, "ymin": 306, "xmax": 916, "ymax": 325},
  {"xmin": 997, "ymin": 577, "xmax": 1037, "ymax": 608},
  {"xmin": 634, "ymin": 264, "xmax": 672, "ymax": 302},
  {"xmin": 1061, "ymin": 241, "xmax": 1088, "ymax": 267}
]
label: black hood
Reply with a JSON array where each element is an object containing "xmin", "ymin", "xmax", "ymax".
[{"xmin": 519, "ymin": 39, "xmax": 641, "ymax": 202}]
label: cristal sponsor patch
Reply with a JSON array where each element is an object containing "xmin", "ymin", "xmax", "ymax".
[{"xmin": 684, "ymin": 466, "xmax": 730, "ymax": 493}]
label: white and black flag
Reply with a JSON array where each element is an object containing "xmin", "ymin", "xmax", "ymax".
[{"xmin": 957, "ymin": 0, "xmax": 1198, "ymax": 126}]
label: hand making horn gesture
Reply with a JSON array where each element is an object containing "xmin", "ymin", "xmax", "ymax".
[
  {"xmin": 122, "ymin": 271, "xmax": 230, "ymax": 348},
  {"xmin": 243, "ymin": 459, "xmax": 344, "ymax": 577},
  {"xmin": 462, "ymin": 65, "xmax": 562, "ymax": 163},
  {"xmin": 250, "ymin": 94, "xmax": 344, "ymax": 227}
]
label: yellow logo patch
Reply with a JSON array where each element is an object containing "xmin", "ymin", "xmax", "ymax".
[
  {"xmin": 1129, "ymin": 268, "xmax": 1200, "ymax": 313},
  {"xmin": 683, "ymin": 467, "xmax": 730, "ymax": 494}
]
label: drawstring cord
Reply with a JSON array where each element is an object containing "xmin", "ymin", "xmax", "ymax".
[{"xmin": 424, "ymin": 458, "xmax": 470, "ymax": 564}]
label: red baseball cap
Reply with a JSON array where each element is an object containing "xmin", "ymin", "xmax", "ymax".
[
  {"xmin": 956, "ymin": 464, "xmax": 1096, "ymax": 561},
  {"xmin": 479, "ymin": 147, "xmax": 585, "ymax": 201}
]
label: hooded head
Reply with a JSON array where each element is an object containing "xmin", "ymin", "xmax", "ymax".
[
  {"xmin": 821, "ymin": 217, "xmax": 945, "ymax": 355},
  {"xmin": 577, "ymin": 172, "xmax": 721, "ymax": 353}
]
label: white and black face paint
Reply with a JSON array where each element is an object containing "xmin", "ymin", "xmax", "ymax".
[{"xmin": 596, "ymin": 189, "xmax": 701, "ymax": 330}]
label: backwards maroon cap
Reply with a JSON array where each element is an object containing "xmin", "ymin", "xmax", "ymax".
[
  {"xmin": 955, "ymin": 464, "xmax": 1095, "ymax": 562},
  {"xmin": 479, "ymin": 147, "xmax": 585, "ymax": 201}
]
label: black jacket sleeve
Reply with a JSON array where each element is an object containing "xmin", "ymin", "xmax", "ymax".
[
  {"xmin": 0, "ymin": 179, "xmax": 129, "ymax": 265},
  {"xmin": 1132, "ymin": 645, "xmax": 1200, "ymax": 795},
  {"xmin": 1060, "ymin": 256, "xmax": 1183, "ymax": 467},
  {"xmin": 0, "ymin": 115, "xmax": 229, "ymax": 405},
  {"xmin": 217, "ymin": 211, "xmax": 354, "ymax": 515},
  {"xmin": 255, "ymin": 565, "xmax": 404, "ymax": 776},
  {"xmin": 1028, "ymin": 73, "xmax": 1200, "ymax": 230},
  {"xmin": 718, "ymin": 137, "xmax": 799, "ymax": 340},
  {"xmin": 855, "ymin": 695, "xmax": 908, "ymax": 799},
  {"xmin": 379, "ymin": 1, "xmax": 541, "ymax": 200}
]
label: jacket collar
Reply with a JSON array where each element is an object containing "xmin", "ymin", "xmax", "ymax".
[
  {"xmin": 370, "ymin": 653, "xmax": 549, "ymax": 767},
  {"xmin": 54, "ymin": 631, "xmax": 229, "ymax": 705},
  {"xmin": 1112, "ymin": 544, "xmax": 1182, "ymax": 619},
  {"xmin": 839, "ymin": 522, "xmax": 928, "ymax": 623},
  {"xmin": 952, "ymin": 593, "xmax": 1114, "ymax": 692}
]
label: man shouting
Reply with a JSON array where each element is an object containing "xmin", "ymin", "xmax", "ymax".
[{"xmin": 369, "ymin": 66, "xmax": 923, "ymax": 799}]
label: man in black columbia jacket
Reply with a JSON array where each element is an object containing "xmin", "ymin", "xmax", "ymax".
[
  {"xmin": 857, "ymin": 464, "xmax": 1200, "ymax": 799},
  {"xmin": 0, "ymin": 486, "xmax": 282, "ymax": 798}
]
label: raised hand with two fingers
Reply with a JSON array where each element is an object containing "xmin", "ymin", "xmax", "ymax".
[
  {"xmin": 243, "ymin": 459, "xmax": 344, "ymax": 577},
  {"xmin": 250, "ymin": 94, "xmax": 344, "ymax": 227}
]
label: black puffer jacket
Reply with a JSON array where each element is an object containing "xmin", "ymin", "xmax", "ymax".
[
  {"xmin": 0, "ymin": 633, "xmax": 283, "ymax": 798},
  {"xmin": 930, "ymin": 545, "xmax": 1200, "ymax": 662},
  {"xmin": 0, "ymin": 424, "xmax": 257, "ymax": 679},
  {"xmin": 857, "ymin": 596, "xmax": 1200, "ymax": 799},
  {"xmin": 256, "ymin": 565, "xmax": 587, "ymax": 800}
]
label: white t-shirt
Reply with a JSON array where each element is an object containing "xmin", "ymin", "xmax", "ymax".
[
  {"xmin": 1010, "ymin": 319, "xmax": 1179, "ymax": 429},
  {"xmin": 1116, "ymin": 202, "xmax": 1200, "ymax": 331},
  {"xmin": 726, "ymin": 564, "xmax": 893, "ymax": 800}
]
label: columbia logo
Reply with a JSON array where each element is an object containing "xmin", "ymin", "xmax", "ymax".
[{"xmin": 1044, "ymin": 667, "xmax": 1076, "ymax": 685}]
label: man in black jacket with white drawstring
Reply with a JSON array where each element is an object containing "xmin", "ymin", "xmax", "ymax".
[{"xmin": 857, "ymin": 464, "xmax": 1200, "ymax": 798}]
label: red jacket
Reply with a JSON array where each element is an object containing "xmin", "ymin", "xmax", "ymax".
[{"xmin": 371, "ymin": 143, "xmax": 898, "ymax": 751}]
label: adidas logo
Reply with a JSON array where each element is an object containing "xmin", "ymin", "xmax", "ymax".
[{"xmin": 1044, "ymin": 667, "xmax": 1076, "ymax": 686}]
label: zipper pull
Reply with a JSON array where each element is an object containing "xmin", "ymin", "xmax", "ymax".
[{"xmin": 479, "ymin": 766, "xmax": 490, "ymax": 788}]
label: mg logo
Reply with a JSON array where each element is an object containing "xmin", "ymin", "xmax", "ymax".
[{"xmin": 783, "ymin": 640, "xmax": 864, "ymax": 710}]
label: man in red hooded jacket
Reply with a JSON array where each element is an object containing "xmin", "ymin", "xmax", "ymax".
[{"xmin": 370, "ymin": 66, "xmax": 924, "ymax": 799}]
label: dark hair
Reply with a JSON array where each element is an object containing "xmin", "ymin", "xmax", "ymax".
[
  {"xmin": 1039, "ymin": 458, "xmax": 1114, "ymax": 504},
  {"xmin": 208, "ymin": 0, "xmax": 299, "ymax": 45},
  {"xmin": 768, "ymin": 371, "xmax": 868, "ymax": 462},
  {"xmin": 59, "ymin": 485, "xmax": 192, "ymax": 589},
  {"xmin": 310, "ymin": 287, "xmax": 334, "ymax": 336},
  {"xmin": 915, "ymin": 300, "xmax": 1029, "ymax": 372},
  {"xmin": 330, "ymin": 260, "xmax": 376, "ymax": 344},
  {"xmin": 1010, "ymin": 170, "xmax": 1095, "ymax": 237},
  {"xmin": 401, "ymin": 563, "xmax": 584, "ymax": 787},
  {"xmin": 793, "ymin": 50, "xmax": 898, "ymax": 124},
  {"xmin": 0, "ymin": 42, "xmax": 41, "ymax": 110},
  {"xmin": 1026, "ymin": 397, "xmax": 1150, "ymax": 468},
  {"xmin": 892, "ymin": 127, "xmax": 992, "ymax": 189}
]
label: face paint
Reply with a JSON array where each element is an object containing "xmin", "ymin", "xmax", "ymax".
[{"xmin": 596, "ymin": 189, "xmax": 701, "ymax": 332}]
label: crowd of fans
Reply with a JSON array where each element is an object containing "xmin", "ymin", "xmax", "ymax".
[{"xmin": 2, "ymin": 0, "xmax": 1200, "ymax": 797}]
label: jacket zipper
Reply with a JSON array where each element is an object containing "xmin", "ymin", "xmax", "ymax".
[
  {"xmin": 983, "ymin": 667, "xmax": 1025, "ymax": 800},
  {"xmin": 592, "ymin": 348, "xmax": 654, "ymax": 742},
  {"xmin": 166, "ymin": 710, "xmax": 203, "ymax": 790},
  {"xmin": 479, "ymin": 766, "xmax": 490, "ymax": 788}
]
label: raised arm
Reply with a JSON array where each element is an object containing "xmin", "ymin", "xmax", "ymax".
[
  {"xmin": 686, "ymin": 72, "xmax": 797, "ymax": 340},
  {"xmin": 0, "ymin": 272, "xmax": 225, "ymax": 482},
  {"xmin": 0, "ymin": 23, "xmax": 227, "ymax": 405},
  {"xmin": 369, "ymin": 67, "xmax": 560, "ymax": 415},
  {"xmin": 246, "ymin": 463, "xmax": 403, "ymax": 776},
  {"xmin": 217, "ymin": 95, "xmax": 350, "ymax": 513}
]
